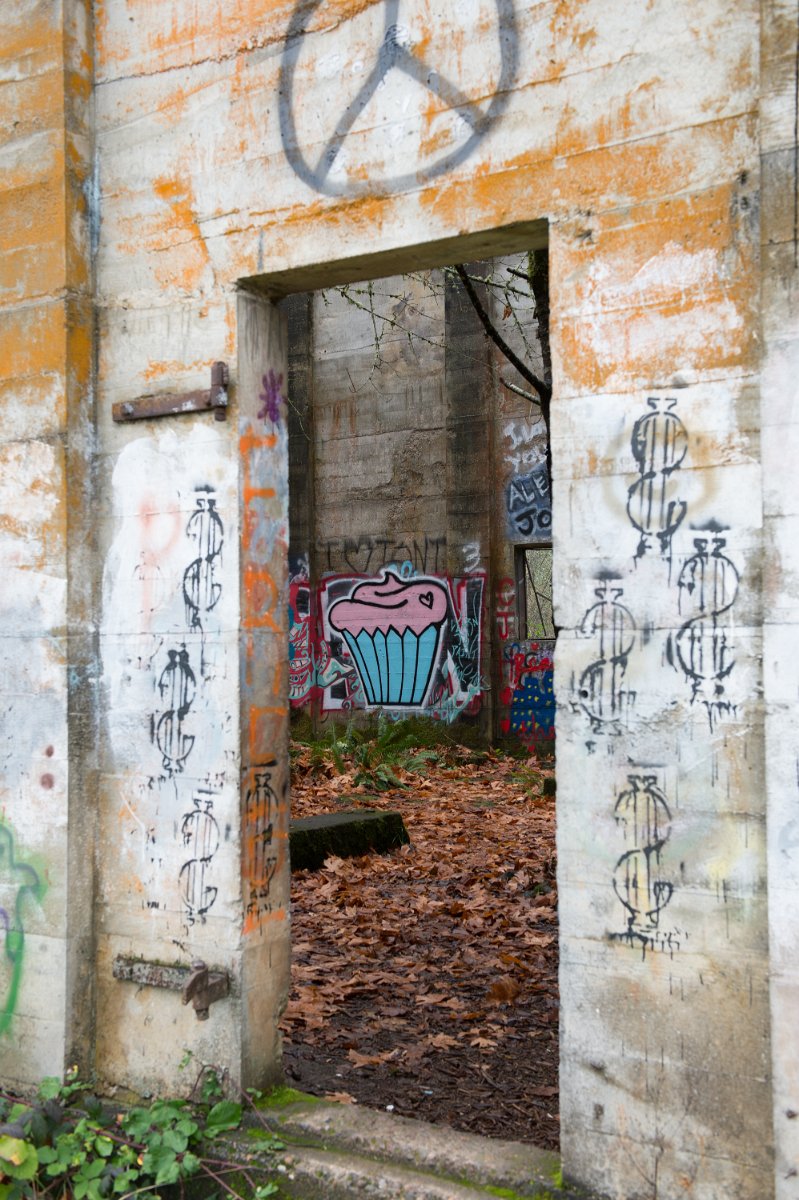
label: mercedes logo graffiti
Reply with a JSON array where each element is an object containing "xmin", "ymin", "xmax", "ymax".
[{"xmin": 278, "ymin": 0, "xmax": 518, "ymax": 197}]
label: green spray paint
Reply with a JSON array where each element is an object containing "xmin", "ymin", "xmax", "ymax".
[{"xmin": 0, "ymin": 821, "xmax": 47, "ymax": 1036}]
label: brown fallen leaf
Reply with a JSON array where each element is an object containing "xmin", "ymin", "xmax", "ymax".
[
  {"xmin": 325, "ymin": 1091, "xmax": 357, "ymax": 1104},
  {"xmin": 347, "ymin": 1049, "xmax": 386, "ymax": 1068},
  {"xmin": 426, "ymin": 1033, "xmax": 459, "ymax": 1049},
  {"xmin": 487, "ymin": 976, "xmax": 522, "ymax": 1005}
]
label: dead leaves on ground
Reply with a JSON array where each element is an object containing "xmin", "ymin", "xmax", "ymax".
[{"xmin": 282, "ymin": 742, "xmax": 559, "ymax": 1147}]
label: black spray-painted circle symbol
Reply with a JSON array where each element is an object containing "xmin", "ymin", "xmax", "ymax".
[{"xmin": 278, "ymin": 0, "xmax": 518, "ymax": 197}]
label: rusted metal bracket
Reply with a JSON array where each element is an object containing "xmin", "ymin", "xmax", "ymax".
[
  {"xmin": 113, "ymin": 955, "xmax": 230, "ymax": 1021},
  {"xmin": 181, "ymin": 960, "xmax": 231, "ymax": 1021},
  {"xmin": 112, "ymin": 361, "xmax": 229, "ymax": 424}
]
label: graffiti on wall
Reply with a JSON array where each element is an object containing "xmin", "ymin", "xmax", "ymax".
[
  {"xmin": 178, "ymin": 790, "xmax": 220, "ymax": 926},
  {"xmin": 567, "ymin": 395, "xmax": 746, "ymax": 957},
  {"xmin": 239, "ymin": 418, "xmax": 287, "ymax": 935},
  {"xmin": 502, "ymin": 642, "xmax": 555, "ymax": 742},
  {"xmin": 166, "ymin": 487, "xmax": 225, "ymax": 909},
  {"xmin": 243, "ymin": 759, "xmax": 280, "ymax": 923},
  {"xmin": 495, "ymin": 577, "xmax": 555, "ymax": 745},
  {"xmin": 258, "ymin": 370, "xmax": 286, "ymax": 426},
  {"xmin": 278, "ymin": 0, "xmax": 518, "ymax": 197},
  {"xmin": 183, "ymin": 489, "xmax": 224, "ymax": 646},
  {"xmin": 577, "ymin": 582, "xmax": 637, "ymax": 736},
  {"xmin": 575, "ymin": 397, "xmax": 741, "ymax": 741},
  {"xmin": 317, "ymin": 534, "xmax": 446, "ymax": 575},
  {"xmin": 147, "ymin": 486, "xmax": 227, "ymax": 927},
  {"xmin": 321, "ymin": 569, "xmax": 450, "ymax": 708},
  {"xmin": 667, "ymin": 532, "xmax": 740, "ymax": 729},
  {"xmin": 503, "ymin": 422, "xmax": 551, "ymax": 544},
  {"xmin": 289, "ymin": 561, "xmax": 314, "ymax": 705},
  {"xmin": 154, "ymin": 646, "xmax": 197, "ymax": 774},
  {"xmin": 103, "ymin": 430, "xmax": 239, "ymax": 940},
  {"xmin": 611, "ymin": 775, "xmax": 679, "ymax": 957},
  {"xmin": 0, "ymin": 821, "xmax": 46, "ymax": 1036},
  {"xmin": 506, "ymin": 464, "xmax": 551, "ymax": 541},
  {"xmin": 627, "ymin": 397, "xmax": 688, "ymax": 562},
  {"xmin": 289, "ymin": 563, "xmax": 485, "ymax": 720}
]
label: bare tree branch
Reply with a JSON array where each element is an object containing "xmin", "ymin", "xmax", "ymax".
[
  {"xmin": 453, "ymin": 264, "xmax": 552, "ymax": 404},
  {"xmin": 500, "ymin": 377, "xmax": 539, "ymax": 405}
]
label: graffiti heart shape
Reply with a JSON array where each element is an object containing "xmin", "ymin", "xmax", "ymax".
[{"xmin": 419, "ymin": 592, "xmax": 434, "ymax": 609}]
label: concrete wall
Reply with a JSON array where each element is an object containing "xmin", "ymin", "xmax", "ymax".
[
  {"xmin": 761, "ymin": 4, "xmax": 799, "ymax": 1196},
  {"xmin": 2, "ymin": 1, "xmax": 794, "ymax": 1198},
  {"xmin": 0, "ymin": 0, "xmax": 94, "ymax": 1084}
]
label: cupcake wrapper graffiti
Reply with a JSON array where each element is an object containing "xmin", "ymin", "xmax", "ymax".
[
  {"xmin": 341, "ymin": 624, "xmax": 443, "ymax": 707},
  {"xmin": 327, "ymin": 569, "xmax": 449, "ymax": 710}
]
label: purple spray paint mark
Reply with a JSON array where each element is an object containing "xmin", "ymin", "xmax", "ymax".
[{"xmin": 257, "ymin": 370, "xmax": 286, "ymax": 425}]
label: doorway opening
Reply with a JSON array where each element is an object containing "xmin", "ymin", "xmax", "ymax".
[{"xmin": 268, "ymin": 241, "xmax": 558, "ymax": 1147}]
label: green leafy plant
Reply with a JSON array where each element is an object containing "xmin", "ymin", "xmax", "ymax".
[
  {"xmin": 296, "ymin": 716, "xmax": 450, "ymax": 791},
  {"xmin": 0, "ymin": 1069, "xmax": 284, "ymax": 1200}
]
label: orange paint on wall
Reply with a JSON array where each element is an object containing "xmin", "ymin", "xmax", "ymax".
[
  {"xmin": 0, "ymin": 15, "xmax": 61, "ymax": 71},
  {"xmin": 0, "ymin": 181, "xmax": 66, "ymax": 257},
  {"xmin": 0, "ymin": 67, "xmax": 64, "ymax": 142},
  {"xmin": 242, "ymin": 564, "xmax": 281, "ymax": 632},
  {"xmin": 95, "ymin": 0, "xmax": 296, "ymax": 76},
  {"xmin": 551, "ymin": 186, "xmax": 758, "ymax": 389},
  {"xmin": 0, "ymin": 242, "xmax": 64, "ymax": 304},
  {"xmin": 0, "ymin": 303, "xmax": 66, "ymax": 381},
  {"xmin": 152, "ymin": 174, "xmax": 210, "ymax": 292},
  {"xmin": 142, "ymin": 357, "xmax": 218, "ymax": 384}
]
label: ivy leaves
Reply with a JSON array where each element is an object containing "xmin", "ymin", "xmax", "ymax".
[{"xmin": 0, "ymin": 1072, "xmax": 280, "ymax": 1200}]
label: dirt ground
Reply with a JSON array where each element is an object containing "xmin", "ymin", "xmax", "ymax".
[{"xmin": 281, "ymin": 742, "xmax": 559, "ymax": 1150}]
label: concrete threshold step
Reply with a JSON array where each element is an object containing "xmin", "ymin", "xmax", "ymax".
[
  {"xmin": 253, "ymin": 1096, "xmax": 584, "ymax": 1200},
  {"xmin": 274, "ymin": 1143, "xmax": 539, "ymax": 1200}
]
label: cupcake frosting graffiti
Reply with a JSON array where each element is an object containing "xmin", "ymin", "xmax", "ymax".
[{"xmin": 327, "ymin": 570, "xmax": 449, "ymax": 707}]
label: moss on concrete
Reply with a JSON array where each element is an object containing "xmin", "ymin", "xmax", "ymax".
[
  {"xmin": 289, "ymin": 809, "xmax": 409, "ymax": 871},
  {"xmin": 255, "ymin": 1085, "xmax": 323, "ymax": 1110}
]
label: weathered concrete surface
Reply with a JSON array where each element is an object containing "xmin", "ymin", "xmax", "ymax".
[
  {"xmin": 260, "ymin": 1146, "xmax": 551, "ymax": 1200},
  {"xmin": 760, "ymin": 4, "xmax": 799, "ymax": 1198},
  {"xmin": 260, "ymin": 1098, "xmax": 562, "ymax": 1197},
  {"xmin": 3, "ymin": 1, "xmax": 794, "ymax": 1199},
  {"xmin": 0, "ymin": 0, "xmax": 95, "ymax": 1085}
]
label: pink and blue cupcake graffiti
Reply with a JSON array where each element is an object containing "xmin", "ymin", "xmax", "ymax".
[{"xmin": 327, "ymin": 570, "xmax": 448, "ymax": 707}]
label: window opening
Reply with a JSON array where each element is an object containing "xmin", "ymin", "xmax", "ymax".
[{"xmin": 516, "ymin": 544, "xmax": 555, "ymax": 640}]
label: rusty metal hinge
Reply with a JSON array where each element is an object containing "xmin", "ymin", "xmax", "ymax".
[
  {"xmin": 113, "ymin": 955, "xmax": 230, "ymax": 1021},
  {"xmin": 112, "ymin": 361, "xmax": 229, "ymax": 424}
]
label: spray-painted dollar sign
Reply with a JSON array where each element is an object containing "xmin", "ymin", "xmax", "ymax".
[
  {"xmin": 244, "ymin": 761, "xmax": 278, "ymax": 920},
  {"xmin": 627, "ymin": 398, "xmax": 688, "ymax": 561},
  {"xmin": 577, "ymin": 583, "xmax": 637, "ymax": 734},
  {"xmin": 183, "ymin": 490, "xmax": 223, "ymax": 637},
  {"xmin": 612, "ymin": 775, "xmax": 677, "ymax": 955},
  {"xmin": 154, "ymin": 646, "xmax": 196, "ymax": 773},
  {"xmin": 668, "ymin": 535, "xmax": 740, "ymax": 726},
  {"xmin": 179, "ymin": 790, "xmax": 219, "ymax": 925}
]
